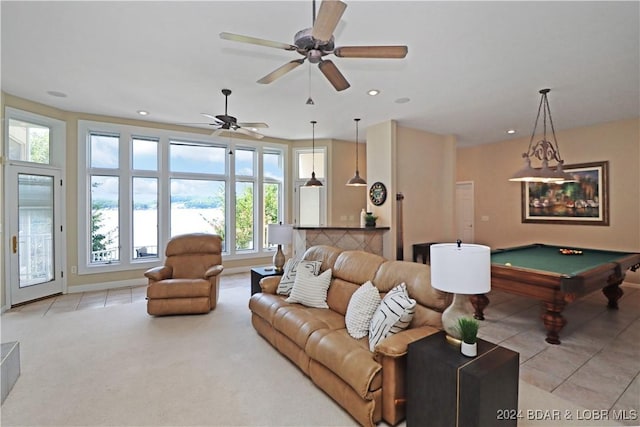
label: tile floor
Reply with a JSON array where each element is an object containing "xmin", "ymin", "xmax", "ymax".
[{"xmin": 7, "ymin": 273, "xmax": 640, "ymax": 425}]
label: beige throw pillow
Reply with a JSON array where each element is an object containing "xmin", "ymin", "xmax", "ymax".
[
  {"xmin": 285, "ymin": 268, "xmax": 332, "ymax": 308},
  {"xmin": 345, "ymin": 281, "xmax": 382, "ymax": 339}
]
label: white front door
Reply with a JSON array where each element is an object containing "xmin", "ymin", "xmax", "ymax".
[{"xmin": 7, "ymin": 165, "xmax": 65, "ymax": 305}]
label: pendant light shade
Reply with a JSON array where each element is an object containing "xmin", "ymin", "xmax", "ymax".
[
  {"xmin": 346, "ymin": 118, "xmax": 367, "ymax": 186},
  {"xmin": 509, "ymin": 89, "xmax": 576, "ymax": 183},
  {"xmin": 305, "ymin": 120, "xmax": 323, "ymax": 187}
]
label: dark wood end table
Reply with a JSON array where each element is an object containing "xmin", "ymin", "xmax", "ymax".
[
  {"xmin": 250, "ymin": 266, "xmax": 283, "ymax": 295},
  {"xmin": 407, "ymin": 331, "xmax": 519, "ymax": 427}
]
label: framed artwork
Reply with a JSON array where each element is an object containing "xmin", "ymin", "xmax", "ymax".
[{"xmin": 521, "ymin": 161, "xmax": 609, "ymax": 225}]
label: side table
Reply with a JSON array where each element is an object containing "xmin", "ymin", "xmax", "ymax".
[
  {"xmin": 250, "ymin": 266, "xmax": 283, "ymax": 295},
  {"xmin": 412, "ymin": 242, "xmax": 438, "ymax": 264},
  {"xmin": 407, "ymin": 331, "xmax": 519, "ymax": 427}
]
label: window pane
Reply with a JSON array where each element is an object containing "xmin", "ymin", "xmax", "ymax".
[
  {"xmin": 90, "ymin": 175, "xmax": 120, "ymax": 263},
  {"xmin": 132, "ymin": 138, "xmax": 158, "ymax": 171},
  {"xmin": 299, "ymin": 185, "xmax": 321, "ymax": 226},
  {"xmin": 170, "ymin": 179, "xmax": 225, "ymax": 245},
  {"xmin": 170, "ymin": 141, "xmax": 225, "ymax": 174},
  {"xmin": 298, "ymin": 152, "xmax": 325, "ymax": 179},
  {"xmin": 133, "ymin": 177, "xmax": 158, "ymax": 259},
  {"xmin": 90, "ymin": 133, "xmax": 119, "ymax": 169},
  {"xmin": 8, "ymin": 119, "xmax": 50, "ymax": 164},
  {"xmin": 235, "ymin": 148, "xmax": 254, "ymax": 176},
  {"xmin": 263, "ymin": 183, "xmax": 280, "ymax": 248},
  {"xmin": 236, "ymin": 182, "xmax": 254, "ymax": 251},
  {"xmin": 264, "ymin": 152, "xmax": 283, "ymax": 180}
]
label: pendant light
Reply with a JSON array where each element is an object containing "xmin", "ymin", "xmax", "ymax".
[
  {"xmin": 509, "ymin": 89, "xmax": 576, "ymax": 183},
  {"xmin": 346, "ymin": 118, "xmax": 367, "ymax": 186},
  {"xmin": 305, "ymin": 120, "xmax": 323, "ymax": 187}
]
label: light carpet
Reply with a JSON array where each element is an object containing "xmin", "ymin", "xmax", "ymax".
[{"xmin": 0, "ymin": 285, "xmax": 625, "ymax": 426}]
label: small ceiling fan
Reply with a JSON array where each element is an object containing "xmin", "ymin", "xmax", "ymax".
[
  {"xmin": 189, "ymin": 89, "xmax": 268, "ymax": 139},
  {"xmin": 220, "ymin": 0, "xmax": 408, "ymax": 91}
]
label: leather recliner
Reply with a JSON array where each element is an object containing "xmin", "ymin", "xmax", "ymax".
[{"xmin": 144, "ymin": 233, "xmax": 224, "ymax": 316}]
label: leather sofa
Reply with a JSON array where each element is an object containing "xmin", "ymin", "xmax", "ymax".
[
  {"xmin": 249, "ymin": 245, "xmax": 452, "ymax": 426},
  {"xmin": 145, "ymin": 233, "xmax": 224, "ymax": 315}
]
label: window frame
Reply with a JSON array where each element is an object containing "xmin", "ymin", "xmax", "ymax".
[{"xmin": 77, "ymin": 120, "xmax": 287, "ymax": 274}]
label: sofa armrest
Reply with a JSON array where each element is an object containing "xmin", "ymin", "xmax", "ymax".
[
  {"xmin": 374, "ymin": 326, "xmax": 440, "ymax": 358},
  {"xmin": 205, "ymin": 264, "xmax": 224, "ymax": 278},
  {"xmin": 144, "ymin": 265, "xmax": 173, "ymax": 281},
  {"xmin": 259, "ymin": 276, "xmax": 281, "ymax": 294}
]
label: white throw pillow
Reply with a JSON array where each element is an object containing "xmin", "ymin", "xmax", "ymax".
[
  {"xmin": 368, "ymin": 283, "xmax": 416, "ymax": 351},
  {"xmin": 285, "ymin": 268, "xmax": 332, "ymax": 308},
  {"xmin": 345, "ymin": 281, "xmax": 382, "ymax": 339},
  {"xmin": 276, "ymin": 258, "xmax": 322, "ymax": 296}
]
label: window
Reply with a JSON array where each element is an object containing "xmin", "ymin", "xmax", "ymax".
[
  {"xmin": 8, "ymin": 119, "xmax": 50, "ymax": 164},
  {"xmin": 77, "ymin": 120, "xmax": 286, "ymax": 273},
  {"xmin": 294, "ymin": 147, "xmax": 327, "ymax": 226}
]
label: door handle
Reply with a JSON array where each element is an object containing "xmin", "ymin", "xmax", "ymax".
[{"xmin": 12, "ymin": 235, "xmax": 17, "ymax": 254}]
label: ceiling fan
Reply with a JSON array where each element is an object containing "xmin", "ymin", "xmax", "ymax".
[
  {"xmin": 219, "ymin": 0, "xmax": 408, "ymax": 92},
  {"xmin": 190, "ymin": 89, "xmax": 268, "ymax": 139}
]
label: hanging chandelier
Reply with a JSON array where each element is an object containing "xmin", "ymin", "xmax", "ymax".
[
  {"xmin": 346, "ymin": 118, "xmax": 367, "ymax": 186},
  {"xmin": 304, "ymin": 120, "xmax": 323, "ymax": 187},
  {"xmin": 509, "ymin": 89, "xmax": 576, "ymax": 183}
]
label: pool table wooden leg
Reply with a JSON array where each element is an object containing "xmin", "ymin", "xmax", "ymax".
[
  {"xmin": 602, "ymin": 281, "xmax": 623, "ymax": 309},
  {"xmin": 470, "ymin": 294, "xmax": 489, "ymax": 321},
  {"xmin": 541, "ymin": 300, "xmax": 567, "ymax": 345}
]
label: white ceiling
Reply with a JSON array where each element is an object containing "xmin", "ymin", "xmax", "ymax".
[{"xmin": 2, "ymin": 1, "xmax": 638, "ymax": 147}]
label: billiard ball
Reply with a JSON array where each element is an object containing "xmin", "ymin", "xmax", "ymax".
[{"xmin": 505, "ymin": 262, "xmax": 512, "ymax": 266}]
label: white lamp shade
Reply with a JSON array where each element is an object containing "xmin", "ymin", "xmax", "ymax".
[
  {"xmin": 430, "ymin": 243, "xmax": 491, "ymax": 294},
  {"xmin": 267, "ymin": 224, "xmax": 293, "ymax": 245}
]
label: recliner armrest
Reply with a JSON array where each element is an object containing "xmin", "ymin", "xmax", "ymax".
[
  {"xmin": 374, "ymin": 326, "xmax": 440, "ymax": 358},
  {"xmin": 205, "ymin": 264, "xmax": 224, "ymax": 278},
  {"xmin": 144, "ymin": 265, "xmax": 173, "ymax": 281}
]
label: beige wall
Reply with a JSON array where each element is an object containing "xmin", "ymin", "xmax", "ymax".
[
  {"xmin": 329, "ymin": 138, "xmax": 368, "ymax": 226},
  {"xmin": 366, "ymin": 120, "xmax": 457, "ymax": 260},
  {"xmin": 457, "ymin": 117, "xmax": 640, "ymax": 283}
]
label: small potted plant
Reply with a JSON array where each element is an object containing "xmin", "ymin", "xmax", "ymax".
[
  {"xmin": 365, "ymin": 212, "xmax": 378, "ymax": 227},
  {"xmin": 456, "ymin": 317, "xmax": 479, "ymax": 357}
]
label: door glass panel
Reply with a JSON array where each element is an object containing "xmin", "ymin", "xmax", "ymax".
[
  {"xmin": 299, "ymin": 185, "xmax": 321, "ymax": 226},
  {"xmin": 235, "ymin": 182, "xmax": 254, "ymax": 251},
  {"xmin": 9, "ymin": 119, "xmax": 51, "ymax": 164},
  {"xmin": 263, "ymin": 183, "xmax": 280, "ymax": 248},
  {"xmin": 18, "ymin": 174, "xmax": 54, "ymax": 287}
]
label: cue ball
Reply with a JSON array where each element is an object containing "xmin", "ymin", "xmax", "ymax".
[{"xmin": 505, "ymin": 262, "xmax": 512, "ymax": 266}]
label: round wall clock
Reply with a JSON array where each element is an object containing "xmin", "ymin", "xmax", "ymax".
[{"xmin": 369, "ymin": 181, "xmax": 387, "ymax": 206}]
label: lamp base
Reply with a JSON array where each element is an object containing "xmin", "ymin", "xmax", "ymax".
[
  {"xmin": 273, "ymin": 244, "xmax": 285, "ymax": 273},
  {"xmin": 441, "ymin": 293, "xmax": 472, "ymax": 340}
]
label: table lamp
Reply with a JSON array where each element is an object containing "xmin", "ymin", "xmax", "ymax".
[
  {"xmin": 267, "ymin": 223, "xmax": 293, "ymax": 273},
  {"xmin": 430, "ymin": 241, "xmax": 491, "ymax": 342}
]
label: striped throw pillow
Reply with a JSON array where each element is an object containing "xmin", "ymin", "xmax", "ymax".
[
  {"xmin": 345, "ymin": 281, "xmax": 382, "ymax": 339},
  {"xmin": 285, "ymin": 268, "xmax": 332, "ymax": 308},
  {"xmin": 368, "ymin": 283, "xmax": 416, "ymax": 352},
  {"xmin": 276, "ymin": 259, "xmax": 322, "ymax": 296}
]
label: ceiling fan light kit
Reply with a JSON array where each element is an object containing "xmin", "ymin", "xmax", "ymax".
[{"xmin": 219, "ymin": 0, "xmax": 408, "ymax": 92}]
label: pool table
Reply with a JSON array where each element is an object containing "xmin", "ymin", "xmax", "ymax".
[{"xmin": 469, "ymin": 243, "xmax": 640, "ymax": 344}]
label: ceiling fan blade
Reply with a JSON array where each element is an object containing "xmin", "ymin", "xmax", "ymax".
[
  {"xmin": 257, "ymin": 59, "xmax": 305, "ymax": 84},
  {"xmin": 237, "ymin": 122, "xmax": 269, "ymax": 129},
  {"xmin": 220, "ymin": 32, "xmax": 297, "ymax": 51},
  {"xmin": 318, "ymin": 60, "xmax": 350, "ymax": 91},
  {"xmin": 200, "ymin": 113, "xmax": 225, "ymax": 124},
  {"xmin": 235, "ymin": 127, "xmax": 265, "ymax": 139},
  {"xmin": 334, "ymin": 45, "xmax": 408, "ymax": 59},
  {"xmin": 312, "ymin": 0, "xmax": 347, "ymax": 43},
  {"xmin": 212, "ymin": 128, "xmax": 225, "ymax": 137}
]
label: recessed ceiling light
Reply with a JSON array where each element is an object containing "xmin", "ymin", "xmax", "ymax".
[
  {"xmin": 46, "ymin": 90, "xmax": 67, "ymax": 98},
  {"xmin": 137, "ymin": 110, "xmax": 149, "ymax": 116},
  {"xmin": 506, "ymin": 129, "xmax": 516, "ymax": 134},
  {"xmin": 367, "ymin": 89, "xmax": 380, "ymax": 96},
  {"xmin": 395, "ymin": 97, "xmax": 411, "ymax": 104}
]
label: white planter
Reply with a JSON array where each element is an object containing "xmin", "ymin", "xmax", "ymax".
[{"xmin": 461, "ymin": 341, "xmax": 477, "ymax": 357}]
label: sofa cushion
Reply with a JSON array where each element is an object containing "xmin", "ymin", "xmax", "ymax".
[
  {"xmin": 345, "ymin": 281, "xmax": 381, "ymax": 339},
  {"xmin": 286, "ymin": 268, "xmax": 332, "ymax": 308},
  {"xmin": 273, "ymin": 305, "xmax": 345, "ymax": 348},
  {"xmin": 369, "ymin": 283, "xmax": 416, "ymax": 351},
  {"xmin": 277, "ymin": 259, "xmax": 322, "ymax": 295},
  {"xmin": 306, "ymin": 329, "xmax": 382, "ymax": 398}
]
